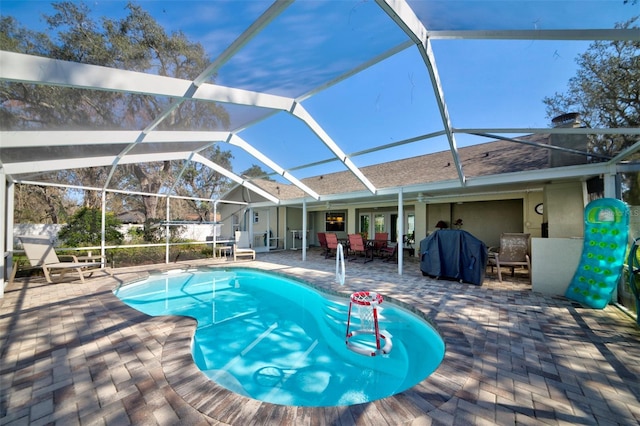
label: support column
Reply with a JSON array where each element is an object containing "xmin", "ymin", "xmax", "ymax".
[
  {"xmin": 165, "ymin": 196, "xmax": 170, "ymax": 264},
  {"xmin": 213, "ymin": 201, "xmax": 218, "ymax": 258},
  {"xmin": 302, "ymin": 199, "xmax": 307, "ymax": 261},
  {"xmin": 101, "ymin": 190, "xmax": 106, "ymax": 265},
  {"xmin": 1, "ymin": 172, "xmax": 8, "ymax": 296},
  {"xmin": 603, "ymin": 165, "xmax": 620, "ymax": 199},
  {"xmin": 398, "ymin": 189, "xmax": 404, "ymax": 275},
  {"xmin": 248, "ymin": 207, "xmax": 254, "ymax": 247}
]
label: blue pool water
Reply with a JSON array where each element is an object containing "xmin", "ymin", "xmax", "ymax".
[{"xmin": 114, "ymin": 268, "xmax": 445, "ymax": 407}]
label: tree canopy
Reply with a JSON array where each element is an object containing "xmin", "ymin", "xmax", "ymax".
[
  {"xmin": 241, "ymin": 165, "xmax": 276, "ymax": 181},
  {"xmin": 1, "ymin": 2, "xmax": 230, "ymax": 130},
  {"xmin": 1, "ymin": 1, "xmax": 240, "ymax": 223},
  {"xmin": 543, "ymin": 16, "xmax": 639, "ymax": 157},
  {"xmin": 543, "ymin": 15, "xmax": 639, "ymax": 204}
]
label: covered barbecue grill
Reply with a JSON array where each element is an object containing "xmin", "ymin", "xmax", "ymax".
[{"xmin": 419, "ymin": 230, "xmax": 488, "ymax": 286}]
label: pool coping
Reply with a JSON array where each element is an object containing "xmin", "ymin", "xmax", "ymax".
[{"xmin": 104, "ymin": 264, "xmax": 474, "ymax": 424}]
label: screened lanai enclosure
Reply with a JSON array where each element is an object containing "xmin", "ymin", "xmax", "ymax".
[{"xmin": 1, "ymin": 1, "xmax": 640, "ymax": 295}]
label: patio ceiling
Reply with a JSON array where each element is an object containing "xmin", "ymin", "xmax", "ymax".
[{"xmin": 1, "ymin": 0, "xmax": 639, "ymax": 205}]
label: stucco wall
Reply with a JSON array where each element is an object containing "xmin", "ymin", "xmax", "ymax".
[
  {"xmin": 545, "ymin": 181, "xmax": 585, "ymax": 238},
  {"xmin": 452, "ymin": 199, "xmax": 523, "ymax": 248},
  {"xmin": 414, "ymin": 202, "xmax": 427, "ymax": 246},
  {"xmin": 532, "ymin": 237, "xmax": 583, "ymax": 295},
  {"xmin": 524, "ymin": 191, "xmax": 544, "ymax": 238},
  {"xmin": 426, "ymin": 203, "xmax": 451, "ymax": 234},
  {"xmin": 421, "ymin": 197, "xmax": 539, "ymax": 248}
]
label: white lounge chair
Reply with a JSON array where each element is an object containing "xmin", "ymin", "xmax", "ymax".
[
  {"xmin": 17, "ymin": 235, "xmax": 107, "ymax": 283},
  {"xmin": 233, "ymin": 231, "xmax": 255, "ymax": 261}
]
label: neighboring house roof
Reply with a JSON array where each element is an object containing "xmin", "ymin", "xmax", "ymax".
[
  {"xmin": 246, "ymin": 178, "xmax": 307, "ymax": 200},
  {"xmin": 249, "ymin": 135, "xmax": 552, "ymax": 200},
  {"xmin": 116, "ymin": 210, "xmax": 146, "ymax": 224}
]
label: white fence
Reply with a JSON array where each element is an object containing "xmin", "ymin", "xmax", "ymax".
[{"xmin": 13, "ymin": 223, "xmax": 223, "ymax": 247}]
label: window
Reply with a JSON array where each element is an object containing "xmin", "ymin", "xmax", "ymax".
[
  {"xmin": 407, "ymin": 213, "xmax": 415, "ymax": 234},
  {"xmin": 326, "ymin": 212, "xmax": 345, "ymax": 232},
  {"xmin": 374, "ymin": 214, "xmax": 385, "ymax": 233},
  {"xmin": 406, "ymin": 214, "xmax": 415, "ymax": 244},
  {"xmin": 359, "ymin": 214, "xmax": 370, "ymax": 240}
]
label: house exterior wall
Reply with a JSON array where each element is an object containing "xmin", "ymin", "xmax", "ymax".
[
  {"xmin": 345, "ymin": 206, "xmax": 415, "ymax": 244},
  {"xmin": 286, "ymin": 206, "xmax": 304, "ymax": 249},
  {"xmin": 427, "ymin": 203, "xmax": 451, "ymax": 234},
  {"xmin": 420, "ymin": 192, "xmax": 546, "ymax": 248},
  {"xmin": 414, "ymin": 202, "xmax": 427, "ymax": 249},
  {"xmin": 451, "ymin": 199, "xmax": 523, "ymax": 249},
  {"xmin": 308, "ymin": 211, "xmax": 321, "ymax": 246},
  {"xmin": 525, "ymin": 191, "xmax": 545, "ymax": 237},
  {"xmin": 347, "ymin": 206, "xmax": 357, "ymax": 235},
  {"xmin": 251, "ymin": 207, "xmax": 282, "ymax": 251},
  {"xmin": 218, "ymin": 178, "xmax": 587, "ymax": 257},
  {"xmin": 306, "ymin": 209, "xmax": 349, "ymax": 245},
  {"xmin": 544, "ymin": 181, "xmax": 585, "ymax": 238}
]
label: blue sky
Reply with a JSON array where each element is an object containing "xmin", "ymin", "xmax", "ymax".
[{"xmin": 2, "ymin": 1, "xmax": 637, "ymax": 179}]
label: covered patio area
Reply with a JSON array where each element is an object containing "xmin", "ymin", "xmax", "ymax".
[{"xmin": 1, "ymin": 251, "xmax": 639, "ymax": 425}]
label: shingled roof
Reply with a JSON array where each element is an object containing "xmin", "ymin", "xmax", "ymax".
[{"xmin": 250, "ymin": 135, "xmax": 553, "ymax": 200}]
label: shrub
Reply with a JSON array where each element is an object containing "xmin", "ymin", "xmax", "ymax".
[
  {"xmin": 107, "ymin": 243, "xmax": 211, "ymax": 267},
  {"xmin": 58, "ymin": 207, "xmax": 124, "ymax": 247}
]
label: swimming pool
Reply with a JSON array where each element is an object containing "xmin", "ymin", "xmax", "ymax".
[{"xmin": 114, "ymin": 268, "xmax": 445, "ymax": 407}]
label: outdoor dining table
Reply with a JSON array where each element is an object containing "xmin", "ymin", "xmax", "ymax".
[{"xmin": 366, "ymin": 239, "xmax": 388, "ymax": 256}]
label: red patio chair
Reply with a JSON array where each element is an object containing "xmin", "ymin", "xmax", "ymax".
[
  {"xmin": 325, "ymin": 233, "xmax": 339, "ymax": 259},
  {"xmin": 348, "ymin": 233, "xmax": 373, "ymax": 263},
  {"xmin": 317, "ymin": 232, "xmax": 328, "ymax": 256},
  {"xmin": 380, "ymin": 243, "xmax": 398, "ymax": 263},
  {"xmin": 373, "ymin": 232, "xmax": 388, "ymax": 256}
]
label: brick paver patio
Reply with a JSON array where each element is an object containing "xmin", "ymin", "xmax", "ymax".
[{"xmin": 1, "ymin": 249, "xmax": 639, "ymax": 425}]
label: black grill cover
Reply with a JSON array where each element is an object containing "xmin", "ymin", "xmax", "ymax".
[{"xmin": 419, "ymin": 229, "xmax": 488, "ymax": 285}]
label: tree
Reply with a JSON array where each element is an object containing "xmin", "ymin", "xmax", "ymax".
[
  {"xmin": 241, "ymin": 165, "xmax": 275, "ymax": 181},
  {"xmin": 1, "ymin": 1, "xmax": 233, "ymax": 219},
  {"xmin": 58, "ymin": 207, "xmax": 124, "ymax": 246},
  {"xmin": 129, "ymin": 161, "xmax": 173, "ymax": 220},
  {"xmin": 543, "ymin": 17, "xmax": 639, "ymax": 157},
  {"xmin": 176, "ymin": 146, "xmax": 234, "ymax": 221},
  {"xmin": 13, "ymin": 183, "xmax": 74, "ymax": 224},
  {"xmin": 543, "ymin": 17, "xmax": 640, "ymax": 204}
]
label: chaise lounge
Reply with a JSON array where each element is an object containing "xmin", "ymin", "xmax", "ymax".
[
  {"xmin": 16, "ymin": 235, "xmax": 107, "ymax": 283},
  {"xmin": 233, "ymin": 231, "xmax": 256, "ymax": 261}
]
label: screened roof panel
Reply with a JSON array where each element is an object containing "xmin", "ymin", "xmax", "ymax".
[
  {"xmin": 237, "ymin": 111, "xmax": 352, "ymax": 175},
  {"xmin": 298, "ymin": 47, "xmax": 445, "ymax": 164},
  {"xmin": 212, "ymin": 142, "xmax": 266, "ymax": 176},
  {"xmin": 1, "ymin": 0, "xmax": 638, "ymax": 204},
  {"xmin": 353, "ymin": 134, "xmax": 454, "ymax": 170},
  {"xmin": 0, "ymin": 144, "xmax": 127, "ymax": 164},
  {"xmin": 409, "ymin": 0, "xmax": 637, "ymax": 31},
  {"xmin": 212, "ymin": 0, "xmax": 409, "ymax": 97},
  {"xmin": 1, "ymin": 82, "xmax": 177, "ymax": 131},
  {"xmin": 221, "ymin": 103, "xmax": 282, "ymax": 133},
  {"xmin": 172, "ymin": 1, "xmax": 273, "ymax": 60},
  {"xmin": 432, "ymin": 39, "xmax": 594, "ymax": 129},
  {"xmin": 128, "ymin": 142, "xmax": 214, "ymax": 156}
]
